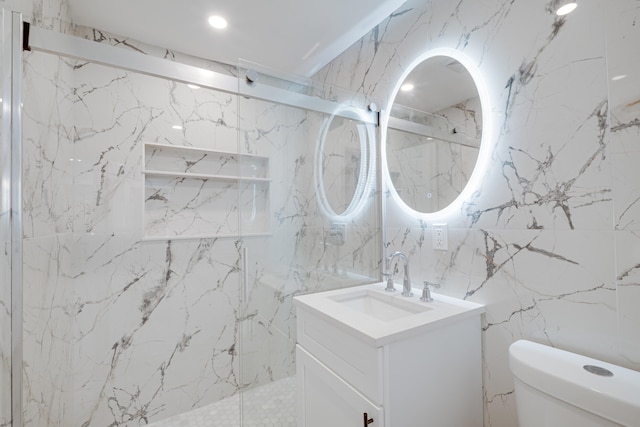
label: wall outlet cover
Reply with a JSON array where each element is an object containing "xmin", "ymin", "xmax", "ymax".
[
  {"xmin": 327, "ymin": 222, "xmax": 346, "ymax": 245},
  {"xmin": 432, "ymin": 223, "xmax": 448, "ymax": 251}
]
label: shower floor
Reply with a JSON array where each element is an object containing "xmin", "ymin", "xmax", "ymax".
[{"xmin": 149, "ymin": 376, "xmax": 296, "ymax": 427}]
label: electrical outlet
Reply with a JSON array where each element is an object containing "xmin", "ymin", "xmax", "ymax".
[
  {"xmin": 326, "ymin": 222, "xmax": 346, "ymax": 245},
  {"xmin": 432, "ymin": 223, "xmax": 448, "ymax": 250}
]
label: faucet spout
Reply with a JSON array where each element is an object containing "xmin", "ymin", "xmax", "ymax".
[{"xmin": 385, "ymin": 251, "xmax": 413, "ymax": 297}]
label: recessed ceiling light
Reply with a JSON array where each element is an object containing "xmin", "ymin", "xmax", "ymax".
[
  {"xmin": 612, "ymin": 74, "xmax": 627, "ymax": 81},
  {"xmin": 400, "ymin": 83, "xmax": 414, "ymax": 92},
  {"xmin": 208, "ymin": 15, "xmax": 228, "ymax": 30},
  {"xmin": 556, "ymin": 2, "xmax": 577, "ymax": 16}
]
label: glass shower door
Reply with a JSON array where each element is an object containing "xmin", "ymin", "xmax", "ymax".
[
  {"xmin": 236, "ymin": 79, "xmax": 302, "ymax": 427},
  {"xmin": 236, "ymin": 64, "xmax": 381, "ymax": 427},
  {"xmin": 20, "ymin": 32, "xmax": 246, "ymax": 426}
]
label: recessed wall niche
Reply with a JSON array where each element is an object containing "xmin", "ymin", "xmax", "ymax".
[{"xmin": 143, "ymin": 142, "xmax": 271, "ymax": 239}]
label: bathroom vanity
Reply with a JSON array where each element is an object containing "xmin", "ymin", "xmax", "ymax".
[{"xmin": 294, "ymin": 283, "xmax": 485, "ymax": 427}]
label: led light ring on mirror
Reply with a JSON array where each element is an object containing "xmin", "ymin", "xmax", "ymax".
[
  {"xmin": 382, "ymin": 47, "xmax": 494, "ymax": 220},
  {"xmin": 314, "ymin": 106, "xmax": 377, "ymax": 221}
]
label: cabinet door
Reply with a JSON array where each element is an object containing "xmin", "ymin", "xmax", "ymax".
[{"xmin": 297, "ymin": 345, "xmax": 384, "ymax": 427}]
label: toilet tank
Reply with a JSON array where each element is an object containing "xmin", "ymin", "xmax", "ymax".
[{"xmin": 509, "ymin": 340, "xmax": 640, "ymax": 427}]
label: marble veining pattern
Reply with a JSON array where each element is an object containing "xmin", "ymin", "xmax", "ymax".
[
  {"xmin": 21, "ymin": 51, "xmax": 249, "ymax": 426},
  {"xmin": 315, "ymin": 0, "xmax": 639, "ymax": 426},
  {"xmin": 16, "ymin": 1, "xmax": 640, "ymax": 427},
  {"xmin": 21, "ymin": 21, "xmax": 379, "ymax": 427}
]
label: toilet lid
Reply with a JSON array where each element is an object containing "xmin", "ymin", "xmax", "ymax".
[{"xmin": 509, "ymin": 340, "xmax": 640, "ymax": 427}]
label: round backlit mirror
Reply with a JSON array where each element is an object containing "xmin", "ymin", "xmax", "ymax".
[
  {"xmin": 384, "ymin": 48, "xmax": 489, "ymax": 216},
  {"xmin": 315, "ymin": 108, "xmax": 375, "ymax": 219}
]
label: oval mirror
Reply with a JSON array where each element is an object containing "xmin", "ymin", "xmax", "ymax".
[
  {"xmin": 384, "ymin": 49, "xmax": 486, "ymax": 215},
  {"xmin": 315, "ymin": 108, "xmax": 375, "ymax": 219}
]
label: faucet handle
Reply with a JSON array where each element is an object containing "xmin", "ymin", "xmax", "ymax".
[
  {"xmin": 382, "ymin": 272, "xmax": 396, "ymax": 292},
  {"xmin": 420, "ymin": 281, "xmax": 440, "ymax": 302}
]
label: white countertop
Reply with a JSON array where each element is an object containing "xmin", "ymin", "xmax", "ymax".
[{"xmin": 294, "ymin": 282, "xmax": 485, "ymax": 347}]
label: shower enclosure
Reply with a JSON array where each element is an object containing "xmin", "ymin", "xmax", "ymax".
[{"xmin": 0, "ymin": 10, "xmax": 381, "ymax": 426}]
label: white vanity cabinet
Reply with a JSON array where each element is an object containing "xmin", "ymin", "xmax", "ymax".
[
  {"xmin": 294, "ymin": 283, "xmax": 485, "ymax": 427},
  {"xmin": 297, "ymin": 347, "xmax": 383, "ymax": 427}
]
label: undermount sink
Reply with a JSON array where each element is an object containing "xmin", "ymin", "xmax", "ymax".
[
  {"xmin": 294, "ymin": 282, "xmax": 485, "ymax": 346},
  {"xmin": 329, "ymin": 289, "xmax": 432, "ymax": 321}
]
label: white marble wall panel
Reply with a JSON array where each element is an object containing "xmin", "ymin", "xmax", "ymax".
[
  {"xmin": 22, "ymin": 51, "xmax": 75, "ymax": 239},
  {"xmin": 3, "ymin": 2, "xmax": 72, "ymax": 425},
  {"xmin": 615, "ymin": 230, "xmax": 640, "ymax": 367},
  {"xmin": 144, "ymin": 176, "xmax": 239, "ymax": 238},
  {"xmin": 235, "ymin": 94, "xmax": 379, "ymax": 404},
  {"xmin": 0, "ymin": 190, "xmax": 9, "ymax": 417},
  {"xmin": 145, "ymin": 146, "xmax": 268, "ymax": 179},
  {"xmin": 73, "ymin": 237, "xmax": 242, "ymax": 426},
  {"xmin": 20, "ymin": 1, "xmax": 640, "ymax": 427},
  {"xmin": 72, "ymin": 67, "xmax": 239, "ymax": 237},
  {"xmin": 22, "ymin": 235, "xmax": 75, "ymax": 427},
  {"xmin": 22, "ymin": 234, "xmax": 242, "ymax": 426},
  {"xmin": 316, "ymin": 0, "xmax": 636, "ymax": 425},
  {"xmin": 304, "ymin": 111, "xmax": 380, "ymax": 283},
  {"xmin": 238, "ymin": 99, "xmax": 378, "ymax": 282},
  {"xmin": 22, "ymin": 24, "xmax": 381, "ymax": 427},
  {"xmin": 6, "ymin": 1, "xmax": 375, "ymax": 427},
  {"xmin": 607, "ymin": 0, "xmax": 640, "ymax": 370},
  {"xmin": 22, "ymin": 48, "xmax": 247, "ymax": 426},
  {"xmin": 25, "ymin": 0, "xmax": 71, "ymax": 33},
  {"xmin": 24, "ymin": 51, "xmax": 242, "ymax": 241},
  {"xmin": 0, "ymin": 240, "xmax": 11, "ymax": 427}
]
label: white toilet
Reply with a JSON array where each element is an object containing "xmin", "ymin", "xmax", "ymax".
[{"xmin": 509, "ymin": 340, "xmax": 640, "ymax": 427}]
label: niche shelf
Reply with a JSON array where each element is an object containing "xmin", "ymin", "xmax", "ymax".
[{"xmin": 143, "ymin": 142, "xmax": 271, "ymax": 240}]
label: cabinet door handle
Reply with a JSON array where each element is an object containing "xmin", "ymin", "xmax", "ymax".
[{"xmin": 363, "ymin": 412, "xmax": 374, "ymax": 426}]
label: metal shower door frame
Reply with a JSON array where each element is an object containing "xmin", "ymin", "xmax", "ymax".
[{"xmin": 0, "ymin": 8, "xmax": 24, "ymax": 427}]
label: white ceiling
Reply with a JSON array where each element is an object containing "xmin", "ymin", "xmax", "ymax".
[
  {"xmin": 65, "ymin": 0, "xmax": 408, "ymax": 77},
  {"xmin": 394, "ymin": 56, "xmax": 479, "ymax": 113}
]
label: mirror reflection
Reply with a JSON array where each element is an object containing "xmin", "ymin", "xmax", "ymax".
[
  {"xmin": 315, "ymin": 112, "xmax": 373, "ymax": 218},
  {"xmin": 386, "ymin": 55, "xmax": 482, "ymax": 214}
]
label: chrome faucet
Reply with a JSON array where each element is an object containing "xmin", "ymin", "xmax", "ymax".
[
  {"xmin": 420, "ymin": 281, "xmax": 440, "ymax": 302},
  {"xmin": 385, "ymin": 251, "xmax": 413, "ymax": 297}
]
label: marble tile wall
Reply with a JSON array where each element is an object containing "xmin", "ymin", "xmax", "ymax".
[
  {"xmin": 608, "ymin": 0, "xmax": 640, "ymax": 369},
  {"xmin": 237, "ymin": 98, "xmax": 379, "ymax": 395},
  {"xmin": 315, "ymin": 0, "xmax": 640, "ymax": 425},
  {"xmin": 20, "ymin": 18, "xmax": 380, "ymax": 427},
  {"xmin": 8, "ymin": 0, "xmax": 380, "ymax": 426},
  {"xmin": 18, "ymin": 16, "xmax": 265, "ymax": 426},
  {"xmin": 15, "ymin": 1, "xmax": 637, "ymax": 427},
  {"xmin": 0, "ymin": 245, "xmax": 9, "ymax": 427},
  {"xmin": 22, "ymin": 49, "xmax": 248, "ymax": 426},
  {"xmin": 0, "ymin": 0, "xmax": 52, "ymax": 427}
]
